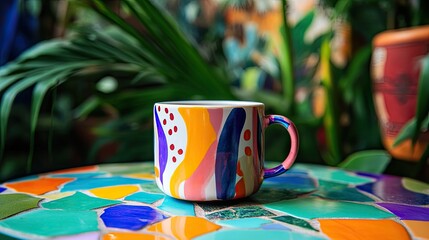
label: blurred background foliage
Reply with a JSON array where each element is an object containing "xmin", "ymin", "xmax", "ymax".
[{"xmin": 0, "ymin": 0, "xmax": 428, "ymax": 182}]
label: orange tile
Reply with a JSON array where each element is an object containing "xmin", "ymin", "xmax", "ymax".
[
  {"xmin": 5, "ymin": 177, "xmax": 74, "ymax": 195},
  {"xmin": 89, "ymin": 185, "xmax": 139, "ymax": 199},
  {"xmin": 402, "ymin": 220, "xmax": 429, "ymax": 239},
  {"xmin": 146, "ymin": 216, "xmax": 221, "ymax": 239},
  {"xmin": 103, "ymin": 232, "xmax": 170, "ymax": 240},
  {"xmin": 318, "ymin": 219, "xmax": 411, "ymax": 240}
]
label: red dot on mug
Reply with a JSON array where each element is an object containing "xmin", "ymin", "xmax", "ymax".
[
  {"xmin": 163, "ymin": 119, "xmax": 167, "ymax": 125},
  {"xmin": 172, "ymin": 156, "xmax": 177, "ymax": 162},
  {"xmin": 170, "ymin": 113, "xmax": 174, "ymax": 120},
  {"xmin": 174, "ymin": 126, "xmax": 178, "ymax": 132},
  {"xmin": 245, "ymin": 146, "xmax": 252, "ymax": 156},
  {"xmin": 244, "ymin": 129, "xmax": 251, "ymax": 141},
  {"xmin": 157, "ymin": 106, "xmax": 161, "ymax": 112},
  {"xmin": 178, "ymin": 149, "xmax": 183, "ymax": 155},
  {"xmin": 165, "ymin": 108, "xmax": 169, "ymax": 114},
  {"xmin": 170, "ymin": 144, "xmax": 175, "ymax": 150},
  {"xmin": 168, "ymin": 129, "xmax": 173, "ymax": 135}
]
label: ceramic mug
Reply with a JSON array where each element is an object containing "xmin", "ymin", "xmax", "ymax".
[{"xmin": 153, "ymin": 101, "xmax": 299, "ymax": 201}]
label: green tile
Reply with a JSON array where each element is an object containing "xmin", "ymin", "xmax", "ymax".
[
  {"xmin": 140, "ymin": 183, "xmax": 164, "ymax": 194},
  {"xmin": 206, "ymin": 206, "xmax": 274, "ymax": 220},
  {"xmin": 42, "ymin": 192, "xmax": 120, "ymax": 210},
  {"xmin": 273, "ymin": 216, "xmax": 318, "ymax": 231},
  {"xmin": 265, "ymin": 196, "xmax": 395, "ymax": 219},
  {"xmin": 0, "ymin": 194, "xmax": 42, "ymax": 220}
]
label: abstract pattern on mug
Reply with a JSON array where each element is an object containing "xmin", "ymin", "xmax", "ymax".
[{"xmin": 154, "ymin": 105, "xmax": 264, "ymax": 200}]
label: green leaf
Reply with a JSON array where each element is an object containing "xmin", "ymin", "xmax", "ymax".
[
  {"xmin": 413, "ymin": 54, "xmax": 429, "ymax": 144},
  {"xmin": 339, "ymin": 150, "xmax": 391, "ymax": 173}
]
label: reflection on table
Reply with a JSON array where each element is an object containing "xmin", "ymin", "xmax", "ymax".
[{"xmin": 0, "ymin": 162, "xmax": 428, "ymax": 239}]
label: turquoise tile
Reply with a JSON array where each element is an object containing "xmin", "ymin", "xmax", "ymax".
[
  {"xmin": 314, "ymin": 187, "xmax": 375, "ymax": 202},
  {"xmin": 261, "ymin": 223, "xmax": 291, "ymax": 231},
  {"xmin": 265, "ymin": 196, "xmax": 395, "ymax": 219},
  {"xmin": 0, "ymin": 209, "xmax": 98, "ymax": 237},
  {"xmin": 273, "ymin": 216, "xmax": 318, "ymax": 231},
  {"xmin": 158, "ymin": 197, "xmax": 195, "ymax": 216},
  {"xmin": 264, "ymin": 174, "xmax": 317, "ymax": 192},
  {"xmin": 125, "ymin": 192, "xmax": 164, "ymax": 204},
  {"xmin": 61, "ymin": 177, "xmax": 150, "ymax": 192},
  {"xmin": 294, "ymin": 164, "xmax": 373, "ymax": 185},
  {"xmin": 216, "ymin": 218, "xmax": 272, "ymax": 228},
  {"xmin": 42, "ymin": 192, "xmax": 120, "ymax": 210},
  {"xmin": 194, "ymin": 229, "xmax": 327, "ymax": 240}
]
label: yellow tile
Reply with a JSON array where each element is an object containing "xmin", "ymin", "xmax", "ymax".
[
  {"xmin": 89, "ymin": 185, "xmax": 139, "ymax": 200},
  {"xmin": 42, "ymin": 192, "xmax": 74, "ymax": 200}
]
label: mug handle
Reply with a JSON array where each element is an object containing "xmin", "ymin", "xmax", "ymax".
[{"xmin": 263, "ymin": 115, "xmax": 299, "ymax": 178}]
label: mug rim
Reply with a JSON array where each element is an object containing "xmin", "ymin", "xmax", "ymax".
[{"xmin": 155, "ymin": 100, "xmax": 264, "ymax": 108}]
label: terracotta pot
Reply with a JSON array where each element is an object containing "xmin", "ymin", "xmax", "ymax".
[{"xmin": 371, "ymin": 25, "xmax": 429, "ymax": 161}]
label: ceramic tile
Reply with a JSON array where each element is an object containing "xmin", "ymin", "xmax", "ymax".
[
  {"xmin": 1, "ymin": 162, "xmax": 428, "ymax": 240},
  {"xmin": 357, "ymin": 173, "xmax": 429, "ymax": 205},
  {"xmin": 140, "ymin": 183, "xmax": 165, "ymax": 194},
  {"xmin": 263, "ymin": 174, "xmax": 317, "ymax": 193},
  {"xmin": 0, "ymin": 193, "xmax": 42, "ymax": 220},
  {"xmin": 60, "ymin": 177, "xmax": 150, "ymax": 192},
  {"xmin": 194, "ymin": 229, "xmax": 326, "ymax": 240},
  {"xmin": 261, "ymin": 223, "xmax": 291, "ymax": 231},
  {"xmin": 216, "ymin": 217, "xmax": 272, "ymax": 228},
  {"xmin": 42, "ymin": 192, "xmax": 120, "ymax": 210},
  {"xmin": 250, "ymin": 186, "xmax": 302, "ymax": 204},
  {"xmin": 377, "ymin": 203, "xmax": 429, "ymax": 221},
  {"xmin": 5, "ymin": 177, "xmax": 74, "ymax": 195},
  {"xmin": 205, "ymin": 206, "xmax": 274, "ymax": 220},
  {"xmin": 158, "ymin": 196, "xmax": 195, "ymax": 216},
  {"xmin": 43, "ymin": 192, "xmax": 74, "ymax": 200},
  {"xmin": 295, "ymin": 164, "xmax": 374, "ymax": 185},
  {"xmin": 318, "ymin": 219, "xmax": 411, "ymax": 240},
  {"xmin": 103, "ymin": 232, "xmax": 170, "ymax": 240},
  {"xmin": 101, "ymin": 205, "xmax": 167, "ymax": 230},
  {"xmin": 0, "ymin": 209, "xmax": 98, "ymax": 237},
  {"xmin": 402, "ymin": 220, "xmax": 429, "ymax": 239},
  {"xmin": 89, "ymin": 185, "xmax": 139, "ymax": 199},
  {"xmin": 265, "ymin": 196, "xmax": 395, "ymax": 219},
  {"xmin": 146, "ymin": 216, "xmax": 221, "ymax": 239},
  {"xmin": 273, "ymin": 216, "xmax": 318, "ymax": 231},
  {"xmin": 125, "ymin": 192, "xmax": 164, "ymax": 204},
  {"xmin": 197, "ymin": 201, "xmax": 240, "ymax": 213},
  {"xmin": 314, "ymin": 187, "xmax": 374, "ymax": 202},
  {"xmin": 401, "ymin": 178, "xmax": 429, "ymax": 195}
]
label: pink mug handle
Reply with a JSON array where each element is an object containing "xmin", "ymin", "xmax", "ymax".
[{"xmin": 263, "ymin": 115, "xmax": 299, "ymax": 178}]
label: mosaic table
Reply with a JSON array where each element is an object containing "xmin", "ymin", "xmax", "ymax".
[{"xmin": 0, "ymin": 162, "xmax": 428, "ymax": 240}]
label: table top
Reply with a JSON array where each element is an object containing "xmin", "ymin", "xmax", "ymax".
[{"xmin": 0, "ymin": 162, "xmax": 428, "ymax": 240}]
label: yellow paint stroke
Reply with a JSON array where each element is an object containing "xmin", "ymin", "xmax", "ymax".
[{"xmin": 169, "ymin": 108, "xmax": 216, "ymax": 197}]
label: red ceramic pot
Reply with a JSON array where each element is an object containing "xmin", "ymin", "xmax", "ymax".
[{"xmin": 372, "ymin": 25, "xmax": 429, "ymax": 161}]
